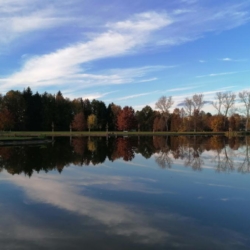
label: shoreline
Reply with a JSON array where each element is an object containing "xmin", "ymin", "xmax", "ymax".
[{"xmin": 0, "ymin": 130, "xmax": 249, "ymax": 138}]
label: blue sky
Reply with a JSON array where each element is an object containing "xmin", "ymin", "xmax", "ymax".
[{"xmin": 0, "ymin": 0, "xmax": 250, "ymax": 112}]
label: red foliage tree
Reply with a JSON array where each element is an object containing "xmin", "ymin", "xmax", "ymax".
[
  {"xmin": 72, "ymin": 112, "xmax": 86, "ymax": 131},
  {"xmin": 116, "ymin": 106, "xmax": 137, "ymax": 131},
  {"xmin": 0, "ymin": 108, "xmax": 14, "ymax": 130},
  {"xmin": 153, "ymin": 116, "xmax": 166, "ymax": 131}
]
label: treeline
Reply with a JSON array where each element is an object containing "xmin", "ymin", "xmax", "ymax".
[
  {"xmin": 0, "ymin": 136, "xmax": 249, "ymax": 176},
  {"xmin": 0, "ymin": 88, "xmax": 249, "ymax": 131}
]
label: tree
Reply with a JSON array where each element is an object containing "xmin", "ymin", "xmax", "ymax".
[
  {"xmin": 192, "ymin": 94, "xmax": 205, "ymax": 111},
  {"xmin": 153, "ymin": 115, "xmax": 166, "ymax": 131},
  {"xmin": 2, "ymin": 90, "xmax": 26, "ymax": 130},
  {"xmin": 136, "ymin": 105, "xmax": 155, "ymax": 131},
  {"xmin": 82, "ymin": 99, "xmax": 92, "ymax": 118},
  {"xmin": 155, "ymin": 96, "xmax": 174, "ymax": 131},
  {"xmin": 0, "ymin": 108, "xmax": 14, "ymax": 130},
  {"xmin": 222, "ymin": 92, "xmax": 236, "ymax": 118},
  {"xmin": 239, "ymin": 90, "xmax": 250, "ymax": 131},
  {"xmin": 41, "ymin": 92, "xmax": 56, "ymax": 131},
  {"xmin": 107, "ymin": 103, "xmax": 121, "ymax": 131},
  {"xmin": 201, "ymin": 112, "xmax": 212, "ymax": 131},
  {"xmin": 72, "ymin": 98, "xmax": 84, "ymax": 115},
  {"xmin": 170, "ymin": 108, "xmax": 182, "ymax": 132},
  {"xmin": 210, "ymin": 115, "xmax": 225, "ymax": 132},
  {"xmin": 117, "ymin": 106, "xmax": 137, "ymax": 131},
  {"xmin": 54, "ymin": 91, "xmax": 73, "ymax": 131},
  {"xmin": 87, "ymin": 114, "xmax": 97, "ymax": 131},
  {"xmin": 192, "ymin": 94, "xmax": 204, "ymax": 131},
  {"xmin": 183, "ymin": 94, "xmax": 204, "ymax": 131},
  {"xmin": 213, "ymin": 92, "xmax": 224, "ymax": 115},
  {"xmin": 72, "ymin": 112, "xmax": 86, "ymax": 131},
  {"xmin": 91, "ymin": 99, "xmax": 107, "ymax": 130}
]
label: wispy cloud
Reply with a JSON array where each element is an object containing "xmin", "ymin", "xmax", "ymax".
[
  {"xmin": 196, "ymin": 71, "xmax": 240, "ymax": 78},
  {"xmin": 138, "ymin": 77, "xmax": 158, "ymax": 83},
  {"xmin": 6, "ymin": 172, "xmax": 168, "ymax": 244},
  {"xmin": 0, "ymin": 12, "xmax": 171, "ymax": 94},
  {"xmin": 0, "ymin": 0, "xmax": 250, "ymax": 104},
  {"xmin": 114, "ymin": 91, "xmax": 159, "ymax": 101},
  {"xmin": 221, "ymin": 57, "xmax": 233, "ymax": 61},
  {"xmin": 168, "ymin": 86, "xmax": 198, "ymax": 92},
  {"xmin": 107, "ymin": 12, "xmax": 172, "ymax": 32},
  {"xmin": 156, "ymin": 1, "xmax": 250, "ymax": 47},
  {"xmin": 0, "ymin": 1, "xmax": 77, "ymax": 45},
  {"xmin": 220, "ymin": 57, "xmax": 248, "ymax": 62},
  {"xmin": 67, "ymin": 91, "xmax": 118, "ymax": 101}
]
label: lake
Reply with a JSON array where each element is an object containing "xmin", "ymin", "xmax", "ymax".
[{"xmin": 0, "ymin": 136, "xmax": 250, "ymax": 250}]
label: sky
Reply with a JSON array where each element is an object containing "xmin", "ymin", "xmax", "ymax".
[{"xmin": 0, "ymin": 0, "xmax": 250, "ymax": 112}]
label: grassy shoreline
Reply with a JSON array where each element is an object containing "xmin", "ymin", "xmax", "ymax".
[{"xmin": 0, "ymin": 130, "xmax": 249, "ymax": 139}]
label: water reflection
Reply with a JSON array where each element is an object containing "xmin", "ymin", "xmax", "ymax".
[
  {"xmin": 0, "ymin": 136, "xmax": 249, "ymax": 176},
  {"xmin": 1, "ymin": 136, "xmax": 250, "ymax": 249}
]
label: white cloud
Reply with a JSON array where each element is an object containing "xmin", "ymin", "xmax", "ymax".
[
  {"xmin": 0, "ymin": 12, "xmax": 171, "ymax": 93},
  {"xmin": 196, "ymin": 71, "xmax": 240, "ymax": 78},
  {"xmin": 0, "ymin": 0, "xmax": 250, "ymax": 104},
  {"xmin": 0, "ymin": 2, "xmax": 76, "ymax": 44},
  {"xmin": 220, "ymin": 57, "xmax": 248, "ymax": 62},
  {"xmin": 77, "ymin": 91, "xmax": 117, "ymax": 101},
  {"xmin": 108, "ymin": 12, "xmax": 172, "ymax": 32},
  {"xmin": 4, "ymin": 172, "xmax": 168, "ymax": 244},
  {"xmin": 138, "ymin": 77, "xmax": 158, "ymax": 83},
  {"xmin": 222, "ymin": 57, "xmax": 232, "ymax": 61},
  {"xmin": 173, "ymin": 9, "xmax": 194, "ymax": 15},
  {"xmin": 156, "ymin": 2, "xmax": 250, "ymax": 47},
  {"xmin": 114, "ymin": 91, "xmax": 159, "ymax": 101},
  {"xmin": 168, "ymin": 86, "xmax": 198, "ymax": 92}
]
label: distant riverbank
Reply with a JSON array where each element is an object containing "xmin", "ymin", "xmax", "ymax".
[{"xmin": 0, "ymin": 130, "xmax": 249, "ymax": 139}]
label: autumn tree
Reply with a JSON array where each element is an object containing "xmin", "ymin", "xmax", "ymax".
[
  {"xmin": 153, "ymin": 115, "xmax": 166, "ymax": 131},
  {"xmin": 155, "ymin": 96, "xmax": 174, "ymax": 131},
  {"xmin": 87, "ymin": 114, "xmax": 97, "ymax": 131},
  {"xmin": 210, "ymin": 115, "xmax": 225, "ymax": 132},
  {"xmin": 170, "ymin": 108, "xmax": 182, "ymax": 132},
  {"xmin": 239, "ymin": 90, "xmax": 250, "ymax": 131},
  {"xmin": 153, "ymin": 116, "xmax": 160, "ymax": 132},
  {"xmin": 0, "ymin": 108, "xmax": 14, "ymax": 130},
  {"xmin": 117, "ymin": 106, "xmax": 137, "ymax": 131},
  {"xmin": 72, "ymin": 112, "xmax": 86, "ymax": 131}
]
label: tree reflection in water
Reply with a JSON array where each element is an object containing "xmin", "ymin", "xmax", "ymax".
[
  {"xmin": 0, "ymin": 136, "xmax": 250, "ymax": 176},
  {"xmin": 153, "ymin": 136, "xmax": 173, "ymax": 168},
  {"xmin": 238, "ymin": 136, "xmax": 250, "ymax": 173}
]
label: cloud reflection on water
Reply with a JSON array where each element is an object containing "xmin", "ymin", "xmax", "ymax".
[{"xmin": 1, "ymin": 167, "xmax": 249, "ymax": 249}]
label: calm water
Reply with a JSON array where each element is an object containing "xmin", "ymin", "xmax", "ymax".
[{"xmin": 0, "ymin": 136, "xmax": 250, "ymax": 250}]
